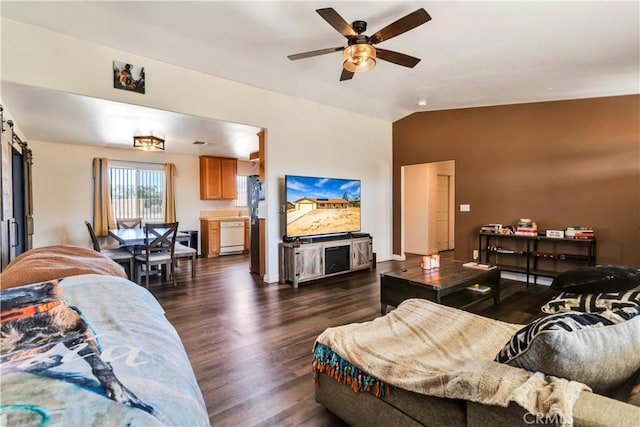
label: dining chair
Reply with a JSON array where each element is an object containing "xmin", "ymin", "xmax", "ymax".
[
  {"xmin": 116, "ymin": 217, "xmax": 145, "ymax": 253},
  {"xmin": 134, "ymin": 222, "xmax": 178, "ymax": 288},
  {"xmin": 174, "ymin": 241, "xmax": 197, "ymax": 278},
  {"xmin": 84, "ymin": 220, "xmax": 134, "ymax": 279},
  {"xmin": 116, "ymin": 217, "xmax": 142, "ymax": 229}
]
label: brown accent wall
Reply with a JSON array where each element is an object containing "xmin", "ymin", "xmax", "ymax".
[{"xmin": 393, "ymin": 95, "xmax": 640, "ymax": 266}]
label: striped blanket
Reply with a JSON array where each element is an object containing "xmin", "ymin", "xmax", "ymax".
[{"xmin": 315, "ymin": 298, "xmax": 588, "ymax": 425}]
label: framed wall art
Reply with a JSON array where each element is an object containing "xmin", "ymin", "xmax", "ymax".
[{"xmin": 113, "ymin": 61, "xmax": 145, "ymax": 94}]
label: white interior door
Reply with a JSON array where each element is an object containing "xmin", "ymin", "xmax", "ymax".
[{"xmin": 436, "ymin": 175, "xmax": 450, "ymax": 251}]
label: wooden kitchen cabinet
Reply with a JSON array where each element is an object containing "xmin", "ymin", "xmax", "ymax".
[
  {"xmin": 201, "ymin": 219, "xmax": 220, "ymax": 258},
  {"xmin": 220, "ymin": 158, "xmax": 237, "ymax": 199},
  {"xmin": 199, "ymin": 156, "xmax": 237, "ymax": 200}
]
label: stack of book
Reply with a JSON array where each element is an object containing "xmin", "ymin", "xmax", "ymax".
[
  {"xmin": 565, "ymin": 226, "xmax": 595, "ymax": 239},
  {"xmin": 466, "ymin": 284, "xmax": 492, "ymax": 294},
  {"xmin": 515, "ymin": 218, "xmax": 537, "ymax": 236},
  {"xmin": 463, "ymin": 262, "xmax": 496, "ymax": 270},
  {"xmin": 480, "ymin": 224, "xmax": 502, "ymax": 233}
]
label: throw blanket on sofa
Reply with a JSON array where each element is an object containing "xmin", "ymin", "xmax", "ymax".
[
  {"xmin": 0, "ymin": 274, "xmax": 209, "ymax": 426},
  {"xmin": 0, "ymin": 244, "xmax": 127, "ymax": 289},
  {"xmin": 315, "ymin": 298, "xmax": 589, "ymax": 426}
]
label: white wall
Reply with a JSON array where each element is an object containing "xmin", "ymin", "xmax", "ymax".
[
  {"xmin": 27, "ymin": 140, "xmax": 218, "ymax": 247},
  {"xmin": 28, "ymin": 142, "xmax": 251, "ymax": 251},
  {"xmin": 1, "ymin": 19, "xmax": 393, "ymax": 282}
]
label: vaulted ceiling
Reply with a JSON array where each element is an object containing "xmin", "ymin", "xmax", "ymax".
[{"xmin": 2, "ymin": 1, "xmax": 638, "ymax": 156}]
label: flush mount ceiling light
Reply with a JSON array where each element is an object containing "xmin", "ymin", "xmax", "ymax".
[
  {"xmin": 133, "ymin": 135, "xmax": 165, "ymax": 151},
  {"xmin": 343, "ymin": 43, "xmax": 376, "ymax": 73},
  {"xmin": 417, "ymin": 99, "xmax": 427, "ymax": 107}
]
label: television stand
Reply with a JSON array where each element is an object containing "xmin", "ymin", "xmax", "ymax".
[{"xmin": 278, "ymin": 234, "xmax": 373, "ymax": 288}]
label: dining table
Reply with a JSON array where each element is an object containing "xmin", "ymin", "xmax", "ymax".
[
  {"xmin": 109, "ymin": 227, "xmax": 191, "ymax": 251},
  {"xmin": 109, "ymin": 227, "xmax": 191, "ymax": 284}
]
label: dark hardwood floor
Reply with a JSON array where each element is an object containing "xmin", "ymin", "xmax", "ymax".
[{"xmin": 150, "ymin": 253, "xmax": 555, "ymax": 427}]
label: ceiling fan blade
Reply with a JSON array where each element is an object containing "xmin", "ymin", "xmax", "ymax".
[
  {"xmin": 340, "ymin": 68, "xmax": 354, "ymax": 81},
  {"xmin": 369, "ymin": 8, "xmax": 431, "ymax": 45},
  {"xmin": 288, "ymin": 47, "xmax": 344, "ymax": 61},
  {"xmin": 316, "ymin": 8, "xmax": 357, "ymax": 37},
  {"xmin": 376, "ymin": 48, "xmax": 421, "ymax": 68}
]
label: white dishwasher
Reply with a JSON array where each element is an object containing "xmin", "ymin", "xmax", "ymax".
[{"xmin": 219, "ymin": 220, "xmax": 245, "ymax": 255}]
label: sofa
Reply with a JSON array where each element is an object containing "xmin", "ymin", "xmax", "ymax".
[
  {"xmin": 313, "ymin": 266, "xmax": 640, "ymax": 426},
  {"xmin": 0, "ymin": 245, "xmax": 209, "ymax": 426},
  {"xmin": 315, "ymin": 371, "xmax": 638, "ymax": 426}
]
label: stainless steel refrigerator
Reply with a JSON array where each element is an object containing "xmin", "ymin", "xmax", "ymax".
[{"xmin": 247, "ymin": 175, "xmax": 264, "ymax": 274}]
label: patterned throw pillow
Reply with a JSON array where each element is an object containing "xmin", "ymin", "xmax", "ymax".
[
  {"xmin": 541, "ymin": 290, "xmax": 640, "ymax": 314},
  {"xmin": 495, "ymin": 306, "xmax": 640, "ymax": 393}
]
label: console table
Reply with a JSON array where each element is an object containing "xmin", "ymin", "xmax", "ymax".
[
  {"xmin": 478, "ymin": 232, "xmax": 596, "ymax": 284},
  {"xmin": 279, "ymin": 234, "xmax": 372, "ymax": 288}
]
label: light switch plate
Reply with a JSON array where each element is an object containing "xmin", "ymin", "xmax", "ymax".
[{"xmin": 460, "ymin": 204, "xmax": 470, "ymax": 212}]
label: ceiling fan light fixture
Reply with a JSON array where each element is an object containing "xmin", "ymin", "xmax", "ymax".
[
  {"xmin": 343, "ymin": 44, "xmax": 376, "ymax": 73},
  {"xmin": 133, "ymin": 135, "xmax": 165, "ymax": 151}
]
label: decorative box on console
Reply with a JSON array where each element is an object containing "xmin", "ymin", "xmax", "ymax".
[{"xmin": 546, "ymin": 230, "xmax": 565, "ymax": 238}]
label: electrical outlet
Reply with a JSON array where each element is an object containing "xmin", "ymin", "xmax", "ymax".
[{"xmin": 473, "ymin": 250, "xmax": 479, "ymax": 260}]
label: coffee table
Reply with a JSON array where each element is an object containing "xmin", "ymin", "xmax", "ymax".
[{"xmin": 380, "ymin": 259, "xmax": 500, "ymax": 314}]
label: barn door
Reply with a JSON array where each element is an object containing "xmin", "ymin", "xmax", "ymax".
[{"xmin": 0, "ymin": 106, "xmax": 33, "ymax": 270}]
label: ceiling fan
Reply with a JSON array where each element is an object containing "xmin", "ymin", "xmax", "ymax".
[{"xmin": 288, "ymin": 7, "xmax": 431, "ymax": 81}]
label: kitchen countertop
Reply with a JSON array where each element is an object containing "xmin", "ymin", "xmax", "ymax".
[{"xmin": 199, "ymin": 216, "xmax": 249, "ymax": 221}]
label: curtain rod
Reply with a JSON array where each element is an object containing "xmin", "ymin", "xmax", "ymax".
[{"xmin": 107, "ymin": 158, "xmax": 168, "ymax": 166}]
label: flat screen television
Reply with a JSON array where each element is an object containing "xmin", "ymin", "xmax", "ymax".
[{"xmin": 285, "ymin": 175, "xmax": 361, "ymax": 238}]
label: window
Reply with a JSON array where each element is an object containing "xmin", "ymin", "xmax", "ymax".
[
  {"xmin": 235, "ymin": 175, "xmax": 248, "ymax": 207},
  {"xmin": 108, "ymin": 162, "xmax": 165, "ymax": 222}
]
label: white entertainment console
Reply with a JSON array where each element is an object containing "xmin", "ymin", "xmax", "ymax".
[{"xmin": 278, "ymin": 234, "xmax": 373, "ymax": 288}]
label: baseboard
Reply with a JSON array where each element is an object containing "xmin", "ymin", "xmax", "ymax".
[
  {"xmin": 392, "ymin": 254, "xmax": 406, "ymax": 261},
  {"xmin": 264, "ymin": 272, "xmax": 279, "ymax": 284}
]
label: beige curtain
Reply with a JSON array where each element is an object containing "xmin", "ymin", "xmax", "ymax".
[
  {"xmin": 164, "ymin": 163, "xmax": 177, "ymax": 222},
  {"xmin": 92, "ymin": 158, "xmax": 116, "ymax": 236}
]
